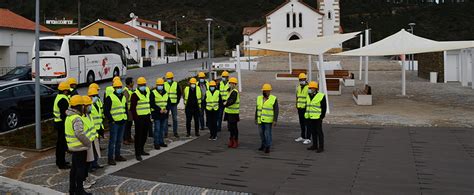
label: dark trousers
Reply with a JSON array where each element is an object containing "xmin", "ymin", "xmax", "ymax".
[
  {"xmin": 54, "ymin": 122, "xmax": 67, "ymax": 167},
  {"xmin": 199, "ymin": 102, "xmax": 206, "ymax": 129},
  {"xmin": 206, "ymin": 110, "xmax": 218, "ymax": 138},
  {"xmin": 124, "ymin": 120, "xmax": 133, "ymax": 141},
  {"xmin": 228, "ymin": 121, "xmax": 238, "ymax": 139},
  {"xmin": 216, "ymin": 107, "xmax": 224, "ymax": 132},
  {"xmin": 69, "ymin": 150, "xmax": 87, "ymax": 194},
  {"xmin": 308, "ymin": 119, "xmax": 324, "ymax": 149},
  {"xmin": 91, "ymin": 141, "xmax": 100, "ymax": 169},
  {"xmin": 298, "ymin": 108, "xmax": 311, "ymax": 139},
  {"xmin": 134, "ymin": 115, "xmax": 151, "ymax": 156},
  {"xmin": 185, "ymin": 108, "xmax": 200, "ymax": 135}
]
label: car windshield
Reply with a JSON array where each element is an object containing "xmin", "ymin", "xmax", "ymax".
[
  {"xmin": 6, "ymin": 67, "xmax": 28, "ymax": 75},
  {"xmin": 40, "ymin": 39, "xmax": 63, "ymax": 51}
]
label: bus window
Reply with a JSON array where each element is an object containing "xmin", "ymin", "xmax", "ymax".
[{"xmin": 40, "ymin": 40, "xmax": 63, "ymax": 51}]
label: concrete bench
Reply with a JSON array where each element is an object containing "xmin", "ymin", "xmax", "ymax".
[
  {"xmin": 353, "ymin": 85, "xmax": 372, "ymax": 105},
  {"xmin": 326, "ymin": 79, "xmax": 341, "ymax": 96}
]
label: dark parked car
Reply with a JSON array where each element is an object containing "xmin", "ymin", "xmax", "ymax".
[
  {"xmin": 0, "ymin": 66, "xmax": 32, "ymax": 81},
  {"xmin": 0, "ymin": 81, "xmax": 57, "ymax": 132}
]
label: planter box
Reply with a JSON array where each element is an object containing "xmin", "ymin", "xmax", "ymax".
[
  {"xmin": 353, "ymin": 94, "xmax": 372, "ymax": 105},
  {"xmin": 343, "ymin": 79, "xmax": 355, "ymax": 87}
]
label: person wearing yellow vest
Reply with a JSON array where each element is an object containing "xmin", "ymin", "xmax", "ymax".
[
  {"xmin": 150, "ymin": 78, "xmax": 170, "ymax": 150},
  {"xmin": 217, "ymin": 71, "xmax": 230, "ymax": 132},
  {"xmin": 184, "ymin": 77, "xmax": 201, "ymax": 137},
  {"xmin": 54, "ymin": 81, "xmax": 71, "ymax": 169},
  {"xmin": 164, "ymin": 72, "xmax": 181, "ymax": 138},
  {"xmin": 294, "ymin": 73, "xmax": 312, "ymax": 145},
  {"xmin": 89, "ymin": 83, "xmax": 105, "ymax": 139},
  {"xmin": 86, "ymin": 88, "xmax": 104, "ymax": 172},
  {"xmin": 130, "ymin": 77, "xmax": 152, "ymax": 161},
  {"xmin": 197, "ymin": 72, "xmax": 209, "ymax": 130},
  {"xmin": 205, "ymin": 81, "xmax": 221, "ymax": 140},
  {"xmin": 105, "ymin": 76, "xmax": 121, "ymax": 98},
  {"xmin": 64, "ymin": 95, "xmax": 92, "ymax": 195},
  {"xmin": 305, "ymin": 81, "xmax": 327, "ymax": 153},
  {"xmin": 255, "ymin": 84, "xmax": 279, "ymax": 153},
  {"xmin": 67, "ymin": 77, "xmax": 79, "ymax": 96},
  {"xmin": 224, "ymin": 77, "xmax": 240, "ymax": 148},
  {"xmin": 81, "ymin": 96, "xmax": 98, "ymax": 189},
  {"xmin": 123, "ymin": 77, "xmax": 135, "ymax": 145},
  {"xmin": 103, "ymin": 79, "xmax": 128, "ymax": 165}
]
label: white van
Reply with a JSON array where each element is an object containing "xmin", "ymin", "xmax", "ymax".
[{"xmin": 32, "ymin": 36, "xmax": 127, "ymax": 85}]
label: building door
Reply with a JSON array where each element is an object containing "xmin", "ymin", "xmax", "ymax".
[
  {"xmin": 445, "ymin": 52, "xmax": 460, "ymax": 82},
  {"xmin": 16, "ymin": 52, "xmax": 29, "ymax": 66},
  {"xmin": 78, "ymin": 56, "xmax": 86, "ymax": 83}
]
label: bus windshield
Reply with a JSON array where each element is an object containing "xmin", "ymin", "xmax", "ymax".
[{"xmin": 40, "ymin": 39, "xmax": 63, "ymax": 51}]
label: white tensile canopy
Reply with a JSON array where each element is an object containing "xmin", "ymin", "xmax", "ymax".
[
  {"xmin": 336, "ymin": 29, "xmax": 474, "ymax": 95},
  {"xmin": 251, "ymin": 32, "xmax": 361, "ymax": 113}
]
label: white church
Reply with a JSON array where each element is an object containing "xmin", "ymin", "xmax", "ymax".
[{"xmin": 243, "ymin": 0, "xmax": 341, "ymax": 55}]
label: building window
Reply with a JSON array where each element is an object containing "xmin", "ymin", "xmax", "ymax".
[
  {"xmin": 286, "ymin": 13, "xmax": 290, "ymax": 28},
  {"xmin": 98, "ymin": 28, "xmax": 104, "ymax": 36},
  {"xmin": 141, "ymin": 48, "xmax": 146, "ymax": 57},
  {"xmin": 293, "ymin": 13, "xmax": 297, "ymax": 28},
  {"xmin": 299, "ymin": 13, "xmax": 303, "ymax": 27},
  {"xmin": 258, "ymin": 41, "xmax": 261, "ymax": 44},
  {"xmin": 328, "ymin": 11, "xmax": 332, "ymax": 20}
]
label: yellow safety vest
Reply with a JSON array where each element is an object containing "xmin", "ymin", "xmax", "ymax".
[
  {"xmin": 82, "ymin": 114, "xmax": 98, "ymax": 141},
  {"xmin": 105, "ymin": 86, "xmax": 114, "ymax": 98},
  {"xmin": 224, "ymin": 89, "xmax": 240, "ymax": 114},
  {"xmin": 91, "ymin": 103, "xmax": 103, "ymax": 131},
  {"xmin": 305, "ymin": 92, "xmax": 325, "ymax": 119},
  {"xmin": 184, "ymin": 86, "xmax": 202, "ymax": 107},
  {"xmin": 124, "ymin": 87, "xmax": 134, "ymax": 108},
  {"xmin": 135, "ymin": 88, "xmax": 151, "ymax": 116},
  {"xmin": 64, "ymin": 114, "xmax": 86, "ymax": 149},
  {"xmin": 109, "ymin": 93, "xmax": 127, "ymax": 121},
  {"xmin": 152, "ymin": 89, "xmax": 169, "ymax": 112},
  {"xmin": 206, "ymin": 90, "xmax": 220, "ymax": 111},
  {"xmin": 296, "ymin": 85, "xmax": 309, "ymax": 109},
  {"xmin": 219, "ymin": 82, "xmax": 230, "ymax": 101},
  {"xmin": 53, "ymin": 94, "xmax": 69, "ymax": 122},
  {"xmin": 257, "ymin": 95, "xmax": 277, "ymax": 124},
  {"xmin": 164, "ymin": 81, "xmax": 179, "ymax": 104}
]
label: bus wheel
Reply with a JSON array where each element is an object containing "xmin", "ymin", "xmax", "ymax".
[
  {"xmin": 113, "ymin": 68, "xmax": 120, "ymax": 77},
  {"xmin": 87, "ymin": 71, "xmax": 95, "ymax": 84}
]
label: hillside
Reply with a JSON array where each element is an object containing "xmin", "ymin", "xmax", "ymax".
[{"xmin": 1, "ymin": 0, "xmax": 473, "ymax": 55}]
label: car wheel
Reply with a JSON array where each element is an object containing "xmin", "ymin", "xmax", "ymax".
[
  {"xmin": 4, "ymin": 110, "xmax": 20, "ymax": 130},
  {"xmin": 87, "ymin": 71, "xmax": 95, "ymax": 84},
  {"xmin": 113, "ymin": 68, "xmax": 120, "ymax": 78}
]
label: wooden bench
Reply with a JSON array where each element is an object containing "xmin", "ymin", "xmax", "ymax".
[
  {"xmin": 326, "ymin": 70, "xmax": 350, "ymax": 79},
  {"xmin": 353, "ymin": 85, "xmax": 372, "ymax": 105},
  {"xmin": 275, "ymin": 69, "xmax": 308, "ymax": 80},
  {"xmin": 326, "ymin": 79, "xmax": 341, "ymax": 95}
]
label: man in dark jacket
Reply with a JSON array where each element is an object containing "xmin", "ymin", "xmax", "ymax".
[
  {"xmin": 54, "ymin": 81, "xmax": 71, "ymax": 169},
  {"xmin": 184, "ymin": 78, "xmax": 201, "ymax": 137},
  {"xmin": 150, "ymin": 78, "xmax": 170, "ymax": 150},
  {"xmin": 130, "ymin": 77, "xmax": 152, "ymax": 161}
]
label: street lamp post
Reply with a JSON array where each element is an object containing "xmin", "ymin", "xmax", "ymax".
[
  {"xmin": 175, "ymin": 15, "xmax": 185, "ymax": 57},
  {"xmin": 205, "ymin": 18, "xmax": 213, "ymax": 81},
  {"xmin": 408, "ymin": 23, "xmax": 416, "ymax": 70},
  {"xmin": 34, "ymin": 0, "xmax": 41, "ymax": 149},
  {"xmin": 78, "ymin": 0, "xmax": 81, "ymax": 35}
]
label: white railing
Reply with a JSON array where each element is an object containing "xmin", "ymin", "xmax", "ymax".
[{"xmin": 137, "ymin": 51, "xmax": 209, "ymax": 67}]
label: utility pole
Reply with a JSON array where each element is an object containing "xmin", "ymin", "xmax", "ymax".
[
  {"xmin": 205, "ymin": 18, "xmax": 213, "ymax": 81},
  {"xmin": 175, "ymin": 21, "xmax": 178, "ymax": 57},
  {"xmin": 78, "ymin": 0, "xmax": 81, "ymax": 35},
  {"xmin": 34, "ymin": 0, "xmax": 42, "ymax": 149}
]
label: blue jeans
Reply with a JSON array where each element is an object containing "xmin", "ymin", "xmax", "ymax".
[
  {"xmin": 166, "ymin": 105, "xmax": 178, "ymax": 135},
  {"xmin": 259, "ymin": 123, "xmax": 273, "ymax": 148},
  {"xmin": 108, "ymin": 122, "xmax": 124, "ymax": 159},
  {"xmin": 154, "ymin": 118, "xmax": 167, "ymax": 145},
  {"xmin": 216, "ymin": 107, "xmax": 224, "ymax": 132}
]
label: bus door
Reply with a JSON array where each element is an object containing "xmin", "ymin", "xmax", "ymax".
[{"xmin": 78, "ymin": 56, "xmax": 86, "ymax": 83}]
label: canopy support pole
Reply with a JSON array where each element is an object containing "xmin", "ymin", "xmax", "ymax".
[
  {"xmin": 359, "ymin": 34, "xmax": 363, "ymax": 80},
  {"xmin": 318, "ymin": 54, "xmax": 330, "ymax": 114},
  {"xmin": 402, "ymin": 54, "xmax": 406, "ymax": 96},
  {"xmin": 236, "ymin": 45, "xmax": 242, "ymax": 92},
  {"xmin": 364, "ymin": 29, "xmax": 370, "ymax": 85},
  {"xmin": 289, "ymin": 53, "xmax": 292, "ymax": 73},
  {"xmin": 308, "ymin": 55, "xmax": 312, "ymax": 81},
  {"xmin": 471, "ymin": 49, "xmax": 474, "ymax": 90}
]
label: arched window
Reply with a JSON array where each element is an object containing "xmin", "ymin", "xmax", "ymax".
[
  {"xmin": 299, "ymin": 13, "xmax": 303, "ymax": 27},
  {"xmin": 293, "ymin": 13, "xmax": 297, "ymax": 28},
  {"xmin": 328, "ymin": 11, "xmax": 332, "ymax": 20},
  {"xmin": 286, "ymin": 13, "xmax": 290, "ymax": 28},
  {"xmin": 289, "ymin": 34, "xmax": 300, "ymax": 41}
]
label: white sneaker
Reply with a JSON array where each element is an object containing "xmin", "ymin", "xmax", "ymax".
[
  {"xmin": 294, "ymin": 137, "xmax": 304, "ymax": 142},
  {"xmin": 303, "ymin": 139, "xmax": 312, "ymax": 145},
  {"xmin": 83, "ymin": 177, "xmax": 96, "ymax": 189}
]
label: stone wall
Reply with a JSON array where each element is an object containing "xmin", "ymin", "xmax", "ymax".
[{"xmin": 417, "ymin": 52, "xmax": 444, "ymax": 82}]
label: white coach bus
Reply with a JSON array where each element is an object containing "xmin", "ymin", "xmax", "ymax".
[{"xmin": 32, "ymin": 36, "xmax": 127, "ymax": 85}]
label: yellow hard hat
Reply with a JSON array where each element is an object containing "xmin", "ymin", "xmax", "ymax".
[
  {"xmin": 229, "ymin": 77, "xmax": 238, "ymax": 84},
  {"xmin": 82, "ymin": 96, "xmax": 92, "ymax": 105},
  {"xmin": 67, "ymin": 77, "xmax": 77, "ymax": 85},
  {"xmin": 113, "ymin": 80, "xmax": 123, "ymax": 88},
  {"xmin": 89, "ymin": 83, "xmax": 100, "ymax": 90},
  {"xmin": 298, "ymin": 73, "xmax": 307, "ymax": 80},
  {"xmin": 209, "ymin": 81, "xmax": 217, "ymax": 86},
  {"xmin": 198, "ymin": 72, "xmax": 206, "ymax": 78},
  {"xmin": 58, "ymin": 81, "xmax": 70, "ymax": 91},
  {"xmin": 88, "ymin": 87, "xmax": 99, "ymax": 96},
  {"xmin": 221, "ymin": 71, "xmax": 229, "ymax": 77},
  {"xmin": 113, "ymin": 76, "xmax": 121, "ymax": 82},
  {"xmin": 137, "ymin": 77, "xmax": 147, "ymax": 85},
  {"xmin": 189, "ymin": 78, "xmax": 197, "ymax": 84},
  {"xmin": 308, "ymin": 81, "xmax": 318, "ymax": 89},
  {"xmin": 166, "ymin": 72, "xmax": 174, "ymax": 79},
  {"xmin": 262, "ymin": 83, "xmax": 272, "ymax": 91},
  {"xmin": 69, "ymin": 95, "xmax": 84, "ymax": 106},
  {"xmin": 156, "ymin": 78, "xmax": 165, "ymax": 85}
]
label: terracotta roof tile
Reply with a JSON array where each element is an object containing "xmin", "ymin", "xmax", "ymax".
[
  {"xmin": 136, "ymin": 18, "xmax": 159, "ymax": 25},
  {"xmin": 100, "ymin": 20, "xmax": 160, "ymax": 41},
  {"xmin": 141, "ymin": 26, "xmax": 176, "ymax": 39},
  {"xmin": 55, "ymin": 27, "xmax": 77, "ymax": 36},
  {"xmin": 0, "ymin": 8, "xmax": 54, "ymax": 33},
  {"xmin": 242, "ymin": 26, "xmax": 265, "ymax": 35}
]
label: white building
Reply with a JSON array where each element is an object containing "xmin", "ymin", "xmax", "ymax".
[
  {"xmin": 444, "ymin": 49, "xmax": 473, "ymax": 88},
  {"xmin": 0, "ymin": 9, "xmax": 55, "ymax": 70},
  {"xmin": 243, "ymin": 0, "xmax": 341, "ymax": 55}
]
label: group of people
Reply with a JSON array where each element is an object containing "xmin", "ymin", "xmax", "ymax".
[{"xmin": 53, "ymin": 70, "xmax": 326, "ymax": 195}]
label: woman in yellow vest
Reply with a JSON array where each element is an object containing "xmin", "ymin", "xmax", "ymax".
[
  {"xmin": 255, "ymin": 84, "xmax": 279, "ymax": 154},
  {"xmin": 65, "ymin": 95, "xmax": 92, "ymax": 195},
  {"xmin": 205, "ymin": 81, "xmax": 221, "ymax": 140},
  {"xmin": 184, "ymin": 78, "xmax": 202, "ymax": 137},
  {"xmin": 224, "ymin": 77, "xmax": 240, "ymax": 148},
  {"xmin": 87, "ymin": 88, "xmax": 104, "ymax": 172},
  {"xmin": 150, "ymin": 78, "xmax": 170, "ymax": 150},
  {"xmin": 305, "ymin": 81, "xmax": 327, "ymax": 153},
  {"xmin": 217, "ymin": 71, "xmax": 230, "ymax": 132},
  {"xmin": 130, "ymin": 77, "xmax": 152, "ymax": 161},
  {"xmin": 89, "ymin": 83, "xmax": 105, "ymax": 139},
  {"xmin": 53, "ymin": 81, "xmax": 71, "ymax": 169},
  {"xmin": 295, "ymin": 73, "xmax": 312, "ymax": 145},
  {"xmin": 81, "ymin": 96, "xmax": 98, "ymax": 189}
]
